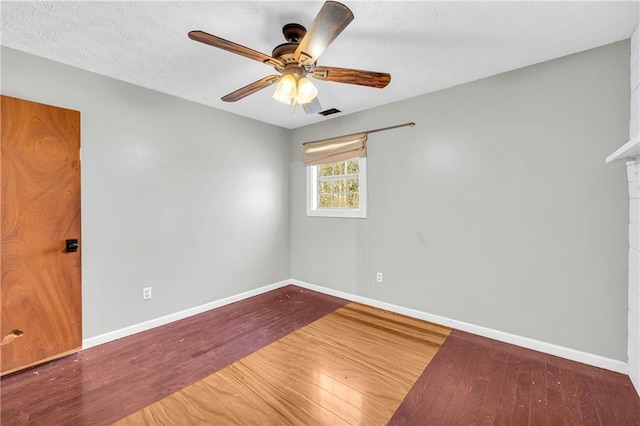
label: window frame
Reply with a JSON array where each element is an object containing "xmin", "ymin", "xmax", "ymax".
[{"xmin": 306, "ymin": 157, "xmax": 367, "ymax": 218}]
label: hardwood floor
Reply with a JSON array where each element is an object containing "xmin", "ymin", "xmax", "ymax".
[
  {"xmin": 389, "ymin": 330, "xmax": 640, "ymax": 425},
  {"xmin": 0, "ymin": 286, "xmax": 348, "ymax": 425},
  {"xmin": 117, "ymin": 303, "xmax": 450, "ymax": 425},
  {"xmin": 1, "ymin": 284, "xmax": 639, "ymax": 425}
]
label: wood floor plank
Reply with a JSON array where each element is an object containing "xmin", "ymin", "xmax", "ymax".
[
  {"xmin": 543, "ymin": 358, "xmax": 566, "ymax": 425},
  {"xmin": 511, "ymin": 357, "xmax": 534, "ymax": 425},
  {"xmin": 118, "ymin": 302, "xmax": 449, "ymax": 425},
  {"xmin": 439, "ymin": 333, "xmax": 485, "ymax": 424},
  {"xmin": 421, "ymin": 336, "xmax": 475, "ymax": 424},
  {"xmin": 588, "ymin": 370, "xmax": 620, "ymax": 425},
  {"xmin": 529, "ymin": 356, "xmax": 549, "ymax": 425},
  {"xmin": 474, "ymin": 346, "xmax": 510, "ymax": 425},
  {"xmin": 560, "ymin": 364, "xmax": 586, "ymax": 425},
  {"xmin": 492, "ymin": 345, "xmax": 520, "ymax": 425},
  {"xmin": 574, "ymin": 369, "xmax": 602, "ymax": 426},
  {"xmin": 457, "ymin": 340, "xmax": 492, "ymax": 425}
]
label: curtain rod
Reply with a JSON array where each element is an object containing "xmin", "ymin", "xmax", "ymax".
[{"xmin": 302, "ymin": 122, "xmax": 416, "ymax": 145}]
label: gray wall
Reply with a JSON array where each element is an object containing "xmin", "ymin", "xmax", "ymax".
[
  {"xmin": 2, "ymin": 40, "xmax": 631, "ymax": 361},
  {"xmin": 1, "ymin": 47, "xmax": 291, "ymax": 339},
  {"xmin": 290, "ymin": 41, "xmax": 630, "ymax": 361}
]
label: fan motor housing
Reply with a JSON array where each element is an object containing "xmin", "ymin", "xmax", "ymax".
[
  {"xmin": 271, "ymin": 23, "xmax": 312, "ymax": 70},
  {"xmin": 272, "ymin": 42, "xmax": 298, "ymax": 62}
]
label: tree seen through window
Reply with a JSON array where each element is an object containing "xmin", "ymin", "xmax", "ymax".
[{"xmin": 318, "ymin": 158, "xmax": 360, "ymax": 208}]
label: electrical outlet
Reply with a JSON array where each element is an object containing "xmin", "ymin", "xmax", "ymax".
[
  {"xmin": 142, "ymin": 287, "xmax": 152, "ymax": 300},
  {"xmin": 376, "ymin": 272, "xmax": 383, "ymax": 283}
]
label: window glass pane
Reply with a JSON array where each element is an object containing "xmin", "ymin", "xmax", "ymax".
[
  {"xmin": 332, "ymin": 192, "xmax": 345, "ymax": 207},
  {"xmin": 319, "ymin": 181, "xmax": 331, "ymax": 194},
  {"xmin": 319, "ymin": 164, "xmax": 333, "ymax": 177},
  {"xmin": 348, "ymin": 193, "xmax": 359, "ymax": 208},
  {"xmin": 332, "ymin": 161, "xmax": 346, "ymax": 175},
  {"xmin": 347, "ymin": 159, "xmax": 359, "ymax": 174},
  {"xmin": 319, "ymin": 194, "xmax": 331, "ymax": 207},
  {"xmin": 347, "ymin": 178, "xmax": 359, "ymax": 194}
]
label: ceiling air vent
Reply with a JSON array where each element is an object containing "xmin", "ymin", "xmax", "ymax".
[{"xmin": 318, "ymin": 108, "xmax": 341, "ymax": 116}]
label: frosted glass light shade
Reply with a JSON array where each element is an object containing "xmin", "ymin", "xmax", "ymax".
[
  {"xmin": 296, "ymin": 77, "xmax": 318, "ymax": 104},
  {"xmin": 273, "ymin": 74, "xmax": 297, "ymax": 104}
]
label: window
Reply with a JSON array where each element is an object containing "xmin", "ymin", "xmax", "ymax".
[
  {"xmin": 307, "ymin": 157, "xmax": 367, "ymax": 218},
  {"xmin": 302, "ymin": 132, "xmax": 367, "ymax": 218}
]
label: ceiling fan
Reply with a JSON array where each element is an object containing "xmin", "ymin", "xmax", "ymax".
[{"xmin": 188, "ymin": 1, "xmax": 391, "ymax": 114}]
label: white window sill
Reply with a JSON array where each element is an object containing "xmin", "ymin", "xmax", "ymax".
[{"xmin": 306, "ymin": 208, "xmax": 367, "ymax": 219}]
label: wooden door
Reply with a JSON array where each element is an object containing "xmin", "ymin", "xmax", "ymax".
[{"xmin": 1, "ymin": 95, "xmax": 81, "ymax": 375}]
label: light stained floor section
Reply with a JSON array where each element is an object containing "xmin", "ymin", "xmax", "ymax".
[{"xmin": 117, "ymin": 302, "xmax": 451, "ymax": 425}]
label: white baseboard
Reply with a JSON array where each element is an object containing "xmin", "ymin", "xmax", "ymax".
[
  {"xmin": 82, "ymin": 279, "xmax": 292, "ymax": 350},
  {"xmin": 290, "ymin": 279, "xmax": 629, "ymax": 375},
  {"xmin": 82, "ymin": 277, "xmax": 628, "ymax": 376}
]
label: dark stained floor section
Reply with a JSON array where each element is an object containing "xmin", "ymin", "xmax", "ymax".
[
  {"xmin": 389, "ymin": 329, "xmax": 640, "ymax": 425},
  {"xmin": 0, "ymin": 285, "xmax": 348, "ymax": 425}
]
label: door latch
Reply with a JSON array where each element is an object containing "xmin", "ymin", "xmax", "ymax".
[{"xmin": 65, "ymin": 239, "xmax": 79, "ymax": 253}]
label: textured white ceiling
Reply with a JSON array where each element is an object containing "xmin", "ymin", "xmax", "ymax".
[{"xmin": 1, "ymin": 1, "xmax": 638, "ymax": 129}]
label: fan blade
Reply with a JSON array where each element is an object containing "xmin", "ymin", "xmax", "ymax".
[
  {"xmin": 188, "ymin": 31, "xmax": 283, "ymax": 68},
  {"xmin": 312, "ymin": 66, "xmax": 391, "ymax": 88},
  {"xmin": 302, "ymin": 97, "xmax": 322, "ymax": 114},
  {"xmin": 221, "ymin": 75, "xmax": 281, "ymax": 102},
  {"xmin": 294, "ymin": 1, "xmax": 354, "ymax": 65}
]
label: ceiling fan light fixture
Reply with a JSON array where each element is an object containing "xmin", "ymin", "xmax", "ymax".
[
  {"xmin": 273, "ymin": 74, "xmax": 297, "ymax": 104},
  {"xmin": 189, "ymin": 1, "xmax": 390, "ymax": 113},
  {"xmin": 296, "ymin": 77, "xmax": 318, "ymax": 104}
]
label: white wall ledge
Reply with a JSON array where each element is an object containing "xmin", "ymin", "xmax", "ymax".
[{"xmin": 606, "ymin": 135, "xmax": 640, "ymax": 163}]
